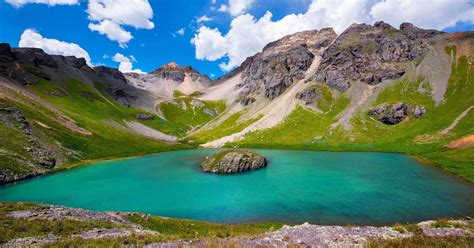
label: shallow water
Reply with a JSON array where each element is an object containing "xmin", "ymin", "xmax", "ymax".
[{"xmin": 0, "ymin": 149, "xmax": 473, "ymax": 225}]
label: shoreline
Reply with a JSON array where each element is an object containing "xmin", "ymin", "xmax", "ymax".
[{"xmin": 2, "ymin": 145, "xmax": 473, "ymax": 187}]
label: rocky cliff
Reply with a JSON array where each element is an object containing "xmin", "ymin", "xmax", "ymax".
[
  {"xmin": 235, "ymin": 28, "xmax": 337, "ymax": 102},
  {"xmin": 313, "ymin": 21, "xmax": 443, "ymax": 90}
]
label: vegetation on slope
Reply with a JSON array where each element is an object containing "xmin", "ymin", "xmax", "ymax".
[
  {"xmin": 159, "ymin": 94, "xmax": 225, "ymax": 135},
  {"xmin": 188, "ymin": 111, "xmax": 263, "ymax": 144},
  {"xmin": 232, "ymin": 48, "xmax": 474, "ymax": 182},
  {"xmin": 0, "ymin": 202, "xmax": 281, "ymax": 246},
  {"xmin": 0, "ymin": 76, "xmax": 188, "ymax": 181}
]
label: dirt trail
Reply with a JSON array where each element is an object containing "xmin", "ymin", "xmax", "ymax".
[{"xmin": 441, "ymin": 106, "xmax": 473, "ymax": 134}]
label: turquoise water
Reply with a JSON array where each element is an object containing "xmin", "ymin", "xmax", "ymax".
[{"xmin": 0, "ymin": 149, "xmax": 473, "ymax": 225}]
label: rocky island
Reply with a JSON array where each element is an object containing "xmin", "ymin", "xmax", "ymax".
[{"xmin": 200, "ymin": 150, "xmax": 268, "ymax": 174}]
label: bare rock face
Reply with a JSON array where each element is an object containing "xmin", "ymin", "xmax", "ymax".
[
  {"xmin": 368, "ymin": 103, "xmax": 426, "ymax": 125},
  {"xmin": 201, "ymin": 150, "xmax": 268, "ymax": 174},
  {"xmin": 295, "ymin": 86, "xmax": 321, "ymax": 106},
  {"xmin": 314, "ymin": 22, "xmax": 443, "ymax": 91},
  {"xmin": 236, "ymin": 29, "xmax": 338, "ymax": 102},
  {"xmin": 150, "ymin": 62, "xmax": 211, "ymax": 85},
  {"xmin": 136, "ymin": 113, "xmax": 155, "ymax": 120}
]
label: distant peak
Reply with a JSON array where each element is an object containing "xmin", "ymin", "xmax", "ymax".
[{"xmin": 162, "ymin": 62, "xmax": 180, "ymax": 70}]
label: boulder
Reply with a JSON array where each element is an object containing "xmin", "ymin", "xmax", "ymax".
[
  {"xmin": 201, "ymin": 150, "xmax": 268, "ymax": 174},
  {"xmin": 295, "ymin": 86, "xmax": 321, "ymax": 105},
  {"xmin": 203, "ymin": 108, "xmax": 217, "ymax": 117},
  {"xmin": 368, "ymin": 103, "xmax": 426, "ymax": 125},
  {"xmin": 136, "ymin": 113, "xmax": 155, "ymax": 120}
]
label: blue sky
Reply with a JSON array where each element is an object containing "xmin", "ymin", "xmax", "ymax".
[{"xmin": 1, "ymin": 0, "xmax": 473, "ymax": 78}]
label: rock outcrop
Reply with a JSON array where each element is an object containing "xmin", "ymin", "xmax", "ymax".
[
  {"xmin": 135, "ymin": 113, "xmax": 155, "ymax": 120},
  {"xmin": 201, "ymin": 150, "xmax": 268, "ymax": 174},
  {"xmin": 0, "ymin": 101, "xmax": 65, "ymax": 184},
  {"xmin": 314, "ymin": 22, "xmax": 443, "ymax": 91},
  {"xmin": 150, "ymin": 62, "xmax": 211, "ymax": 85},
  {"xmin": 368, "ymin": 103, "xmax": 426, "ymax": 125},
  {"xmin": 295, "ymin": 86, "xmax": 321, "ymax": 105},
  {"xmin": 235, "ymin": 29, "xmax": 337, "ymax": 102}
]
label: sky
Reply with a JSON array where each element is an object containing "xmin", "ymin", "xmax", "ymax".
[{"xmin": 1, "ymin": 0, "xmax": 474, "ymax": 79}]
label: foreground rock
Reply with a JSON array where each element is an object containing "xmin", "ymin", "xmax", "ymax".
[
  {"xmin": 3, "ymin": 203, "xmax": 473, "ymax": 247},
  {"xmin": 152, "ymin": 220, "xmax": 473, "ymax": 248},
  {"xmin": 201, "ymin": 149, "xmax": 268, "ymax": 174}
]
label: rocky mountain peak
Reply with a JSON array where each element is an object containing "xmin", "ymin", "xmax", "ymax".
[
  {"xmin": 313, "ymin": 21, "xmax": 444, "ymax": 91},
  {"xmin": 236, "ymin": 28, "xmax": 338, "ymax": 103},
  {"xmin": 161, "ymin": 61, "xmax": 180, "ymax": 70},
  {"xmin": 150, "ymin": 62, "xmax": 211, "ymax": 84}
]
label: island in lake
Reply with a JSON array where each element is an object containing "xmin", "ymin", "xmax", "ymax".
[{"xmin": 200, "ymin": 149, "xmax": 268, "ymax": 174}]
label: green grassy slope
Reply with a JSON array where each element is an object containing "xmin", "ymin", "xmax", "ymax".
[
  {"xmin": 231, "ymin": 47, "xmax": 474, "ymax": 182},
  {"xmin": 0, "ymin": 76, "xmax": 188, "ymax": 180},
  {"xmin": 0, "ymin": 202, "xmax": 281, "ymax": 246},
  {"xmin": 159, "ymin": 94, "xmax": 225, "ymax": 135}
]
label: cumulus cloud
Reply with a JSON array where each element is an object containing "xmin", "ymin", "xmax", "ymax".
[
  {"xmin": 87, "ymin": 0, "xmax": 154, "ymax": 47},
  {"xmin": 88, "ymin": 20, "xmax": 132, "ymax": 48},
  {"xmin": 193, "ymin": 0, "xmax": 474, "ymax": 71},
  {"xmin": 5, "ymin": 0, "xmax": 78, "ymax": 7},
  {"xmin": 218, "ymin": 0, "xmax": 254, "ymax": 16},
  {"xmin": 191, "ymin": 26, "xmax": 230, "ymax": 62},
  {"xmin": 19, "ymin": 29, "xmax": 92, "ymax": 66},
  {"xmin": 112, "ymin": 53, "xmax": 145, "ymax": 74}
]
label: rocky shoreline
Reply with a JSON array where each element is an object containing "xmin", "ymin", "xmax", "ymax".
[{"xmin": 1, "ymin": 203, "xmax": 472, "ymax": 247}]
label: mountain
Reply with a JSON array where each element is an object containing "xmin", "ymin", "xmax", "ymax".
[
  {"xmin": 0, "ymin": 21, "xmax": 473, "ymax": 184},
  {"xmin": 125, "ymin": 62, "xmax": 213, "ymax": 98}
]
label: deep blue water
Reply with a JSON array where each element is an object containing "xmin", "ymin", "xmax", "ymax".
[{"xmin": 0, "ymin": 149, "xmax": 473, "ymax": 225}]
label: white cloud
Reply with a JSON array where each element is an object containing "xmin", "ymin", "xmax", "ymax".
[
  {"xmin": 5, "ymin": 0, "xmax": 78, "ymax": 7},
  {"xmin": 191, "ymin": 26, "xmax": 230, "ymax": 61},
  {"xmin": 88, "ymin": 20, "xmax": 132, "ymax": 48},
  {"xmin": 193, "ymin": 0, "xmax": 474, "ymax": 71},
  {"xmin": 218, "ymin": 0, "xmax": 254, "ymax": 16},
  {"xmin": 172, "ymin": 28, "xmax": 185, "ymax": 37},
  {"xmin": 370, "ymin": 0, "xmax": 474, "ymax": 30},
  {"xmin": 87, "ymin": 0, "xmax": 154, "ymax": 47},
  {"xmin": 196, "ymin": 15, "xmax": 213, "ymax": 24},
  {"xmin": 19, "ymin": 29, "xmax": 92, "ymax": 66},
  {"xmin": 112, "ymin": 53, "xmax": 145, "ymax": 74}
]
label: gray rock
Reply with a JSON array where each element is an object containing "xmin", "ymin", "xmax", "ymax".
[
  {"xmin": 150, "ymin": 62, "xmax": 212, "ymax": 85},
  {"xmin": 136, "ymin": 113, "xmax": 155, "ymax": 120},
  {"xmin": 201, "ymin": 150, "xmax": 268, "ymax": 174},
  {"xmin": 413, "ymin": 106, "xmax": 427, "ymax": 118},
  {"xmin": 368, "ymin": 103, "xmax": 427, "ymax": 125},
  {"xmin": 240, "ymin": 96, "xmax": 256, "ymax": 105},
  {"xmin": 314, "ymin": 22, "xmax": 442, "ymax": 91},
  {"xmin": 235, "ymin": 29, "xmax": 337, "ymax": 101},
  {"xmin": 203, "ymin": 108, "xmax": 217, "ymax": 117},
  {"xmin": 295, "ymin": 86, "xmax": 321, "ymax": 105}
]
